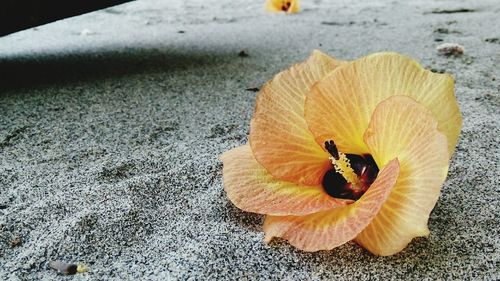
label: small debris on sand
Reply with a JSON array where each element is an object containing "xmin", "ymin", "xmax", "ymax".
[
  {"xmin": 245, "ymin": 87, "xmax": 260, "ymax": 92},
  {"xmin": 434, "ymin": 27, "xmax": 462, "ymax": 35},
  {"xmin": 238, "ymin": 50, "xmax": 250, "ymax": 57},
  {"xmin": 80, "ymin": 29, "xmax": 96, "ymax": 36},
  {"xmin": 430, "ymin": 8, "xmax": 476, "ymax": 14},
  {"xmin": 485, "ymin": 38, "xmax": 499, "ymax": 44},
  {"xmin": 430, "ymin": 68, "xmax": 446, "ymax": 74},
  {"xmin": 10, "ymin": 236, "xmax": 21, "ymax": 247},
  {"xmin": 434, "ymin": 28, "xmax": 450, "ymax": 34},
  {"xmin": 321, "ymin": 21, "xmax": 343, "ymax": 26},
  {"xmin": 321, "ymin": 21, "xmax": 356, "ymax": 26},
  {"xmin": 436, "ymin": 43, "xmax": 465, "ymax": 56},
  {"xmin": 49, "ymin": 261, "xmax": 88, "ymax": 275}
]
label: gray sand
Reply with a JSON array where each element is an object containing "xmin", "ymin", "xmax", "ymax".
[{"xmin": 0, "ymin": 0, "xmax": 499, "ymax": 279}]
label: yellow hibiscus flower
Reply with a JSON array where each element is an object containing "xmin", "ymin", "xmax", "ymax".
[
  {"xmin": 266, "ymin": 0, "xmax": 300, "ymax": 13},
  {"xmin": 220, "ymin": 50, "xmax": 462, "ymax": 256}
]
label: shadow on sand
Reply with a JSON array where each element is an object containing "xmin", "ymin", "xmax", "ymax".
[{"xmin": 0, "ymin": 46, "xmax": 236, "ymax": 93}]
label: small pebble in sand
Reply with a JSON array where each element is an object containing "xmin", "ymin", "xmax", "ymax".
[
  {"xmin": 9, "ymin": 236, "xmax": 21, "ymax": 247},
  {"xmin": 80, "ymin": 29, "xmax": 96, "ymax": 36},
  {"xmin": 436, "ymin": 43, "xmax": 465, "ymax": 56},
  {"xmin": 49, "ymin": 261, "xmax": 88, "ymax": 275}
]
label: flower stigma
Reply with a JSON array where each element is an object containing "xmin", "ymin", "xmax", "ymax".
[{"xmin": 323, "ymin": 140, "xmax": 379, "ymax": 200}]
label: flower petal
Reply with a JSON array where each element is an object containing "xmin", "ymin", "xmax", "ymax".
[
  {"xmin": 355, "ymin": 96, "xmax": 450, "ymax": 256},
  {"xmin": 263, "ymin": 159, "xmax": 400, "ymax": 252},
  {"xmin": 304, "ymin": 52, "xmax": 461, "ymax": 156},
  {"xmin": 220, "ymin": 145, "xmax": 349, "ymax": 216},
  {"xmin": 250, "ymin": 50, "xmax": 345, "ymax": 185}
]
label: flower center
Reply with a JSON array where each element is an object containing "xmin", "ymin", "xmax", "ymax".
[
  {"xmin": 322, "ymin": 140, "xmax": 379, "ymax": 200},
  {"xmin": 281, "ymin": 1, "xmax": 292, "ymax": 11}
]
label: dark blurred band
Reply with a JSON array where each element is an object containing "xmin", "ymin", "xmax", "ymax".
[{"xmin": 0, "ymin": 0, "xmax": 134, "ymax": 36}]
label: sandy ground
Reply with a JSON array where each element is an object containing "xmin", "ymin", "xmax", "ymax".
[{"xmin": 0, "ymin": 0, "xmax": 499, "ymax": 279}]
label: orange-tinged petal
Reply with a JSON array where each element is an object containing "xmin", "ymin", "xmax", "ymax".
[
  {"xmin": 250, "ymin": 50, "xmax": 345, "ymax": 185},
  {"xmin": 266, "ymin": 0, "xmax": 300, "ymax": 13},
  {"xmin": 220, "ymin": 145, "xmax": 349, "ymax": 216},
  {"xmin": 355, "ymin": 96, "xmax": 450, "ymax": 256},
  {"xmin": 263, "ymin": 159, "xmax": 400, "ymax": 252},
  {"xmin": 304, "ymin": 52, "xmax": 461, "ymax": 157}
]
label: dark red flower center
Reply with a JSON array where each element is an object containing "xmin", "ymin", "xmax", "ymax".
[
  {"xmin": 322, "ymin": 140, "xmax": 379, "ymax": 200},
  {"xmin": 281, "ymin": 1, "xmax": 292, "ymax": 11}
]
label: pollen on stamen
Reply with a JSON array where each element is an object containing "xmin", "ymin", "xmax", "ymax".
[
  {"xmin": 324, "ymin": 140, "xmax": 360, "ymax": 186},
  {"xmin": 330, "ymin": 153, "xmax": 361, "ymax": 187}
]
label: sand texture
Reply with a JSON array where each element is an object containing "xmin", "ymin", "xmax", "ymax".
[{"xmin": 0, "ymin": 0, "xmax": 499, "ymax": 279}]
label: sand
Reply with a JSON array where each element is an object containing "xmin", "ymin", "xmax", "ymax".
[{"xmin": 0, "ymin": 0, "xmax": 499, "ymax": 279}]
